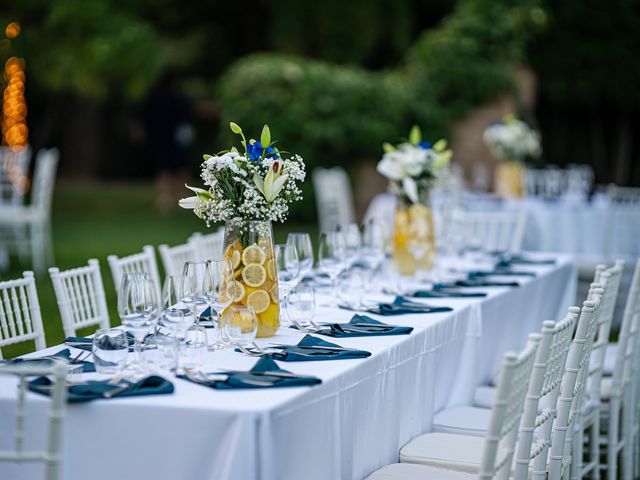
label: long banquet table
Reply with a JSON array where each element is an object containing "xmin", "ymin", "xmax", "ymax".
[{"xmin": 0, "ymin": 254, "xmax": 577, "ymax": 480}]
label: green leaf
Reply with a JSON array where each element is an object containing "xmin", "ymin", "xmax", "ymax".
[
  {"xmin": 260, "ymin": 124, "xmax": 271, "ymax": 148},
  {"xmin": 432, "ymin": 139, "xmax": 447, "ymax": 152},
  {"xmin": 203, "ymin": 154, "xmax": 213, "ymax": 160},
  {"xmin": 382, "ymin": 142, "xmax": 396, "ymax": 153},
  {"xmin": 229, "ymin": 122, "xmax": 242, "ymax": 134},
  {"xmin": 409, "ymin": 125, "xmax": 421, "ymax": 145}
]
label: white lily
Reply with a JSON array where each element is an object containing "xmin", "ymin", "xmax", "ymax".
[
  {"xmin": 254, "ymin": 160, "xmax": 289, "ymax": 202},
  {"xmin": 402, "ymin": 177, "xmax": 419, "ymax": 203},
  {"xmin": 178, "ymin": 185, "xmax": 212, "ymax": 210}
]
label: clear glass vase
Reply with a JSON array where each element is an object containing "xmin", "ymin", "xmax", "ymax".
[
  {"xmin": 222, "ymin": 220, "xmax": 280, "ymax": 338},
  {"xmin": 495, "ymin": 160, "xmax": 525, "ymax": 198},
  {"xmin": 392, "ymin": 194, "xmax": 436, "ymax": 276}
]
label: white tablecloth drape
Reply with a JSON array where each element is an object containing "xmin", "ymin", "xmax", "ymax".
[{"xmin": 0, "ymin": 256, "xmax": 576, "ymax": 480}]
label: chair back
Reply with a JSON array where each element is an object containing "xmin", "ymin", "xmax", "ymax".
[
  {"xmin": 453, "ymin": 210, "xmax": 527, "ymax": 253},
  {"xmin": 607, "ymin": 184, "xmax": 640, "ymax": 205},
  {"xmin": 0, "ymin": 362, "xmax": 67, "ymax": 480},
  {"xmin": 0, "ymin": 146, "xmax": 31, "ymax": 206},
  {"xmin": 107, "ymin": 245, "xmax": 161, "ymax": 299},
  {"xmin": 49, "ymin": 259, "xmax": 110, "ymax": 337},
  {"xmin": 0, "ymin": 272, "xmax": 46, "ymax": 359},
  {"xmin": 30, "ymin": 149, "xmax": 59, "ymax": 221},
  {"xmin": 312, "ymin": 167, "xmax": 356, "ymax": 232},
  {"xmin": 159, "ymin": 242, "xmax": 199, "ymax": 279},
  {"xmin": 515, "ymin": 307, "xmax": 579, "ymax": 479},
  {"xmin": 189, "ymin": 229, "xmax": 224, "ymax": 262},
  {"xmin": 479, "ymin": 334, "xmax": 539, "ymax": 480}
]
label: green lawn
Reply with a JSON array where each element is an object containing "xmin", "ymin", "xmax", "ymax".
[{"xmin": 1, "ymin": 181, "xmax": 316, "ymax": 358}]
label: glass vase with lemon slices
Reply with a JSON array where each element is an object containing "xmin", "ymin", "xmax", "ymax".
[
  {"xmin": 221, "ymin": 221, "xmax": 280, "ymax": 338},
  {"xmin": 392, "ymin": 194, "xmax": 436, "ymax": 276}
]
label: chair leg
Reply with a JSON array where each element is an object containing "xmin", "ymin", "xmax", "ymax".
[
  {"xmin": 622, "ymin": 397, "xmax": 634, "ymax": 480},
  {"xmin": 571, "ymin": 426, "xmax": 583, "ymax": 480}
]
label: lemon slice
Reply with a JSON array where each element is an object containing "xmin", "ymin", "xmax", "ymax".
[
  {"xmin": 258, "ymin": 236, "xmax": 271, "ymax": 253},
  {"xmin": 246, "ymin": 289, "xmax": 270, "ymax": 314},
  {"xmin": 226, "ymin": 280, "xmax": 245, "ymax": 302},
  {"xmin": 229, "ymin": 250, "xmax": 241, "ymax": 269},
  {"xmin": 269, "ymin": 284, "xmax": 279, "ymax": 304},
  {"xmin": 242, "ymin": 263, "xmax": 267, "ymax": 287},
  {"xmin": 224, "ymin": 244, "xmax": 235, "ymax": 258},
  {"xmin": 266, "ymin": 259, "xmax": 277, "ymax": 280},
  {"xmin": 242, "ymin": 244, "xmax": 266, "ymax": 265}
]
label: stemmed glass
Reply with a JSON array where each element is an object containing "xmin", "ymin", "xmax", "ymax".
[
  {"xmin": 343, "ymin": 223, "xmax": 362, "ymax": 266},
  {"xmin": 204, "ymin": 259, "xmax": 235, "ymax": 350},
  {"xmin": 118, "ymin": 272, "xmax": 159, "ymax": 376},
  {"xmin": 318, "ymin": 231, "xmax": 346, "ymax": 304},
  {"xmin": 286, "ymin": 232, "xmax": 314, "ymax": 281},
  {"xmin": 225, "ymin": 306, "xmax": 258, "ymax": 353},
  {"xmin": 180, "ymin": 261, "xmax": 209, "ymax": 325},
  {"xmin": 286, "ymin": 284, "xmax": 317, "ymax": 331},
  {"xmin": 274, "ymin": 244, "xmax": 300, "ymax": 318},
  {"xmin": 159, "ymin": 275, "xmax": 193, "ymax": 370}
]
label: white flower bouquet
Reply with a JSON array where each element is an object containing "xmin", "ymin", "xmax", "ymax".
[
  {"xmin": 179, "ymin": 122, "xmax": 306, "ymax": 227},
  {"xmin": 377, "ymin": 125, "xmax": 452, "ymax": 204},
  {"xmin": 483, "ymin": 115, "xmax": 541, "ymax": 163}
]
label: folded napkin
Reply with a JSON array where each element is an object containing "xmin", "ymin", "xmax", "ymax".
[
  {"xmin": 313, "ymin": 315, "xmax": 413, "ymax": 338},
  {"xmin": 496, "ymin": 254, "xmax": 556, "ymax": 267},
  {"xmin": 352, "ymin": 296, "xmax": 453, "ymax": 316},
  {"xmin": 65, "ymin": 332, "xmax": 139, "ymax": 352},
  {"xmin": 2, "ymin": 349, "xmax": 96, "ymax": 373},
  {"xmin": 467, "ymin": 269, "xmax": 536, "ymax": 279},
  {"xmin": 28, "ymin": 375, "xmax": 174, "ymax": 403},
  {"xmin": 180, "ymin": 357, "xmax": 321, "ymax": 390},
  {"xmin": 265, "ymin": 335, "xmax": 371, "ymax": 361},
  {"xmin": 435, "ymin": 279, "xmax": 520, "ymax": 288},
  {"xmin": 409, "ymin": 289, "xmax": 487, "ymax": 299}
]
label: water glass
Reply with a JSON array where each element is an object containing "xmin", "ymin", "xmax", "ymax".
[
  {"xmin": 344, "ymin": 223, "xmax": 361, "ymax": 265},
  {"xmin": 318, "ymin": 231, "xmax": 346, "ymax": 302},
  {"xmin": 225, "ymin": 306, "xmax": 258, "ymax": 347},
  {"xmin": 92, "ymin": 328, "xmax": 129, "ymax": 375},
  {"xmin": 144, "ymin": 333, "xmax": 178, "ymax": 372},
  {"xmin": 274, "ymin": 243, "xmax": 300, "ymax": 300},
  {"xmin": 287, "ymin": 232, "xmax": 314, "ymax": 279},
  {"xmin": 337, "ymin": 268, "xmax": 365, "ymax": 309},
  {"xmin": 180, "ymin": 325, "xmax": 208, "ymax": 371},
  {"xmin": 161, "ymin": 308, "xmax": 193, "ymax": 341},
  {"xmin": 180, "ymin": 261, "xmax": 209, "ymax": 322},
  {"xmin": 204, "ymin": 258, "xmax": 235, "ymax": 350},
  {"xmin": 286, "ymin": 285, "xmax": 316, "ymax": 330}
]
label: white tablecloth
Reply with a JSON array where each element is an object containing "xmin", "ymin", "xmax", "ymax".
[{"xmin": 0, "ymin": 256, "xmax": 576, "ymax": 480}]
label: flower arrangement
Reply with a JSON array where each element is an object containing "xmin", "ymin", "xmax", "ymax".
[
  {"xmin": 179, "ymin": 122, "xmax": 306, "ymax": 227},
  {"xmin": 377, "ymin": 125, "xmax": 452, "ymax": 204},
  {"xmin": 483, "ymin": 115, "xmax": 541, "ymax": 163}
]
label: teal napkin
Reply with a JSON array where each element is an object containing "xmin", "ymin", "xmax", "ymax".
[
  {"xmin": 356, "ymin": 296, "xmax": 453, "ymax": 316},
  {"xmin": 435, "ymin": 279, "xmax": 519, "ymax": 288},
  {"xmin": 496, "ymin": 254, "xmax": 556, "ymax": 267},
  {"xmin": 65, "ymin": 333, "xmax": 136, "ymax": 352},
  {"xmin": 2, "ymin": 349, "xmax": 96, "ymax": 373},
  {"xmin": 467, "ymin": 270, "xmax": 536, "ymax": 279},
  {"xmin": 28, "ymin": 375, "xmax": 174, "ymax": 403},
  {"xmin": 318, "ymin": 315, "xmax": 413, "ymax": 338},
  {"xmin": 268, "ymin": 335, "xmax": 371, "ymax": 361},
  {"xmin": 411, "ymin": 289, "xmax": 487, "ymax": 298},
  {"xmin": 180, "ymin": 357, "xmax": 321, "ymax": 390}
]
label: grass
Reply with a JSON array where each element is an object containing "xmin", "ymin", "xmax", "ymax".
[{"xmin": 1, "ymin": 181, "xmax": 316, "ymax": 358}]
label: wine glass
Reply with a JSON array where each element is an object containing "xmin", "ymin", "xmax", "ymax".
[
  {"xmin": 287, "ymin": 232, "xmax": 314, "ymax": 281},
  {"xmin": 318, "ymin": 231, "xmax": 346, "ymax": 303},
  {"xmin": 362, "ymin": 220, "xmax": 386, "ymax": 270},
  {"xmin": 118, "ymin": 272, "xmax": 159, "ymax": 376},
  {"xmin": 204, "ymin": 258, "xmax": 235, "ymax": 350},
  {"xmin": 274, "ymin": 244, "xmax": 300, "ymax": 315},
  {"xmin": 286, "ymin": 284, "xmax": 316, "ymax": 330},
  {"xmin": 225, "ymin": 306, "xmax": 258, "ymax": 348},
  {"xmin": 180, "ymin": 261, "xmax": 209, "ymax": 325},
  {"xmin": 336, "ymin": 268, "xmax": 365, "ymax": 309},
  {"xmin": 344, "ymin": 223, "xmax": 361, "ymax": 266}
]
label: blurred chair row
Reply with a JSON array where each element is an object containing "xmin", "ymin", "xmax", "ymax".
[
  {"xmin": 367, "ymin": 259, "xmax": 640, "ymax": 480},
  {"xmin": 0, "ymin": 228, "xmax": 223, "ymax": 358},
  {"xmin": 0, "ymin": 147, "xmax": 59, "ymax": 275}
]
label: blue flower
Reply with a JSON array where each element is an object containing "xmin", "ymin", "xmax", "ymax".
[
  {"xmin": 418, "ymin": 141, "xmax": 432, "ymax": 150},
  {"xmin": 247, "ymin": 141, "xmax": 280, "ymax": 162}
]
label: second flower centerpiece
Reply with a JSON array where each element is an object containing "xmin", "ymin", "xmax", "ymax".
[
  {"xmin": 179, "ymin": 122, "xmax": 306, "ymax": 337},
  {"xmin": 377, "ymin": 126, "xmax": 452, "ymax": 276}
]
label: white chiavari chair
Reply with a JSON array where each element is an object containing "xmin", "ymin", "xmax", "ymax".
[
  {"xmin": 0, "ymin": 146, "xmax": 31, "ymax": 206},
  {"xmin": 107, "ymin": 245, "xmax": 161, "ymax": 298},
  {"xmin": 573, "ymin": 263, "xmax": 624, "ymax": 479},
  {"xmin": 365, "ymin": 335, "xmax": 540, "ymax": 480},
  {"xmin": 452, "ymin": 210, "xmax": 527, "ymax": 253},
  {"xmin": 48, "ymin": 259, "xmax": 110, "ymax": 338},
  {"xmin": 158, "ymin": 242, "xmax": 199, "ymax": 279},
  {"xmin": 189, "ymin": 229, "xmax": 224, "ymax": 262},
  {"xmin": 0, "ymin": 362, "xmax": 67, "ymax": 480},
  {"xmin": 607, "ymin": 184, "xmax": 640, "ymax": 205},
  {"xmin": 0, "ymin": 272, "xmax": 46, "ymax": 359},
  {"xmin": 312, "ymin": 166, "xmax": 356, "ymax": 232}
]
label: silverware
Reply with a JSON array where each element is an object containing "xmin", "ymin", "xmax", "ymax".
[{"xmin": 103, "ymin": 383, "xmax": 130, "ymax": 398}]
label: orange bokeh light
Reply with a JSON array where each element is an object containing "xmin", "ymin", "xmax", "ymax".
[{"xmin": 5, "ymin": 22, "xmax": 20, "ymax": 39}]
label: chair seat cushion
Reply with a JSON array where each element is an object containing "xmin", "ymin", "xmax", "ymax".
[
  {"xmin": 366, "ymin": 463, "xmax": 476, "ymax": 480},
  {"xmin": 473, "ymin": 385, "xmax": 496, "ymax": 409},
  {"xmin": 432, "ymin": 406, "xmax": 491, "ymax": 437},
  {"xmin": 400, "ymin": 432, "xmax": 484, "ymax": 473}
]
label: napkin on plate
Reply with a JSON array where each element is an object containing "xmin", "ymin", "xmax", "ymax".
[
  {"xmin": 356, "ymin": 296, "xmax": 454, "ymax": 316},
  {"xmin": 266, "ymin": 335, "xmax": 371, "ymax": 361},
  {"xmin": 316, "ymin": 315, "xmax": 413, "ymax": 338},
  {"xmin": 28, "ymin": 375, "xmax": 174, "ymax": 403},
  {"xmin": 181, "ymin": 357, "xmax": 322, "ymax": 390}
]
